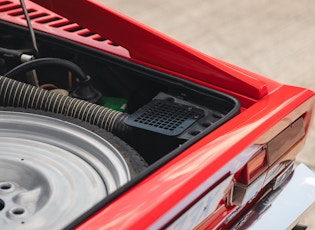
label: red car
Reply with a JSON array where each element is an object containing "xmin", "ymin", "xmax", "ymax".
[{"xmin": 0, "ymin": 0, "xmax": 314, "ymax": 229}]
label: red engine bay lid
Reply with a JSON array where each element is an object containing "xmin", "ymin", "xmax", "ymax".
[{"xmin": 30, "ymin": 0, "xmax": 268, "ymax": 99}]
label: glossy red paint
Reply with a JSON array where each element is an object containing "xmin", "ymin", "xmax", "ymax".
[
  {"xmin": 75, "ymin": 88, "xmax": 314, "ymax": 229},
  {"xmin": 32, "ymin": 0, "xmax": 269, "ymax": 100},
  {"xmin": 195, "ymin": 204, "xmax": 234, "ymax": 229},
  {"xmin": 1, "ymin": 0, "xmax": 279, "ymax": 107},
  {"xmin": 6, "ymin": 0, "xmax": 313, "ymax": 228},
  {"xmin": 0, "ymin": 0, "xmax": 130, "ymax": 57}
]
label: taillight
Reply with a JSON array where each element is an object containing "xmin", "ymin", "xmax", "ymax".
[
  {"xmin": 239, "ymin": 148, "xmax": 267, "ymax": 184},
  {"xmin": 231, "ymin": 116, "xmax": 306, "ymax": 206},
  {"xmin": 232, "ymin": 146, "xmax": 267, "ymax": 206}
]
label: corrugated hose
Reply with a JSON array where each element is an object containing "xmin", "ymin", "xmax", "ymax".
[{"xmin": 0, "ymin": 76, "xmax": 129, "ymax": 138}]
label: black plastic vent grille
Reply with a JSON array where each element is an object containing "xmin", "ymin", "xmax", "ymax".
[{"xmin": 125, "ymin": 99, "xmax": 204, "ymax": 136}]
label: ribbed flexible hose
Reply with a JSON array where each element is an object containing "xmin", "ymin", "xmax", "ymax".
[{"xmin": 0, "ymin": 76, "xmax": 129, "ymax": 137}]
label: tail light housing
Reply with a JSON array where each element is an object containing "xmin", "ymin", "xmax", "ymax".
[
  {"xmin": 232, "ymin": 116, "xmax": 306, "ymax": 206},
  {"xmin": 238, "ymin": 147, "xmax": 267, "ymax": 184}
]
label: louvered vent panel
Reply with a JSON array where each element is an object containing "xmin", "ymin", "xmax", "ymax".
[{"xmin": 0, "ymin": 0, "xmax": 129, "ymax": 56}]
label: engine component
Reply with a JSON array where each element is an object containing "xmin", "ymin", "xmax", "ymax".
[
  {"xmin": 0, "ymin": 76, "xmax": 127, "ymax": 139},
  {"xmin": 124, "ymin": 92, "xmax": 240, "ymax": 164},
  {"xmin": 125, "ymin": 92, "xmax": 232, "ymax": 139},
  {"xmin": 125, "ymin": 92, "xmax": 205, "ymax": 136},
  {"xmin": 3, "ymin": 57, "xmax": 102, "ymax": 103}
]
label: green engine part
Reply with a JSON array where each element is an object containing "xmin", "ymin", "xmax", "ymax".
[{"xmin": 100, "ymin": 96, "xmax": 127, "ymax": 112}]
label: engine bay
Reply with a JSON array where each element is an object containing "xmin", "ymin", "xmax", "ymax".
[
  {"xmin": 0, "ymin": 7, "xmax": 239, "ymax": 229},
  {"xmin": 0, "ymin": 21, "xmax": 240, "ymax": 165}
]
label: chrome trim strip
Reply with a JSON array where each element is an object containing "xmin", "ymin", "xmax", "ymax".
[
  {"xmin": 166, "ymin": 175, "xmax": 233, "ymax": 230},
  {"xmin": 232, "ymin": 163, "xmax": 315, "ymax": 230},
  {"xmin": 148, "ymin": 145, "xmax": 262, "ymax": 230}
]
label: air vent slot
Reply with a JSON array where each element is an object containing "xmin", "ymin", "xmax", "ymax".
[
  {"xmin": 64, "ymin": 25, "xmax": 84, "ymax": 32},
  {"xmin": 49, "ymin": 20, "xmax": 72, "ymax": 28},
  {"xmin": 93, "ymin": 36, "xmax": 107, "ymax": 41},
  {"xmin": 35, "ymin": 16, "xmax": 62, "ymax": 24},
  {"xmin": 28, "ymin": 12, "xmax": 48, "ymax": 19},
  {"xmin": 108, "ymin": 42, "xmax": 119, "ymax": 46},
  {"xmin": 7, "ymin": 8, "xmax": 23, "ymax": 16},
  {"xmin": 0, "ymin": 1, "xmax": 12, "ymax": 6},
  {"xmin": 0, "ymin": 0, "xmax": 129, "ymax": 56},
  {"xmin": 0, "ymin": 2, "xmax": 19, "ymax": 12},
  {"xmin": 79, "ymin": 30, "xmax": 96, "ymax": 37}
]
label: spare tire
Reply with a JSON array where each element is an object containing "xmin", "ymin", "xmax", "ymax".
[{"xmin": 0, "ymin": 107, "xmax": 147, "ymax": 230}]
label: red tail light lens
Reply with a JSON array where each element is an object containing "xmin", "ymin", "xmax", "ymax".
[{"xmin": 239, "ymin": 148, "xmax": 267, "ymax": 184}]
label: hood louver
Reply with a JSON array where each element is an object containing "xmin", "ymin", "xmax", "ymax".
[{"xmin": 0, "ymin": 0, "xmax": 129, "ymax": 57}]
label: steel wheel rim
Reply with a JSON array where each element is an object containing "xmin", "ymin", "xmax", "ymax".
[{"xmin": 0, "ymin": 111, "xmax": 130, "ymax": 229}]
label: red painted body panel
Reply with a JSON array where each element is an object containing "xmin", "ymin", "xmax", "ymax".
[
  {"xmin": 32, "ymin": 0, "xmax": 270, "ymax": 100},
  {"xmin": 76, "ymin": 87, "xmax": 314, "ymax": 229},
  {"xmin": 2, "ymin": 0, "xmax": 313, "ymax": 229},
  {"xmin": 0, "ymin": 0, "xmax": 280, "ymax": 107},
  {"xmin": 0, "ymin": 1, "xmax": 130, "ymax": 57}
]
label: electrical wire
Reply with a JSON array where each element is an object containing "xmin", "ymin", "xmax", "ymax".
[
  {"xmin": 39, "ymin": 83, "xmax": 59, "ymax": 89},
  {"xmin": 4, "ymin": 57, "xmax": 88, "ymax": 82},
  {"xmin": 19, "ymin": 0, "xmax": 39, "ymax": 57}
]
